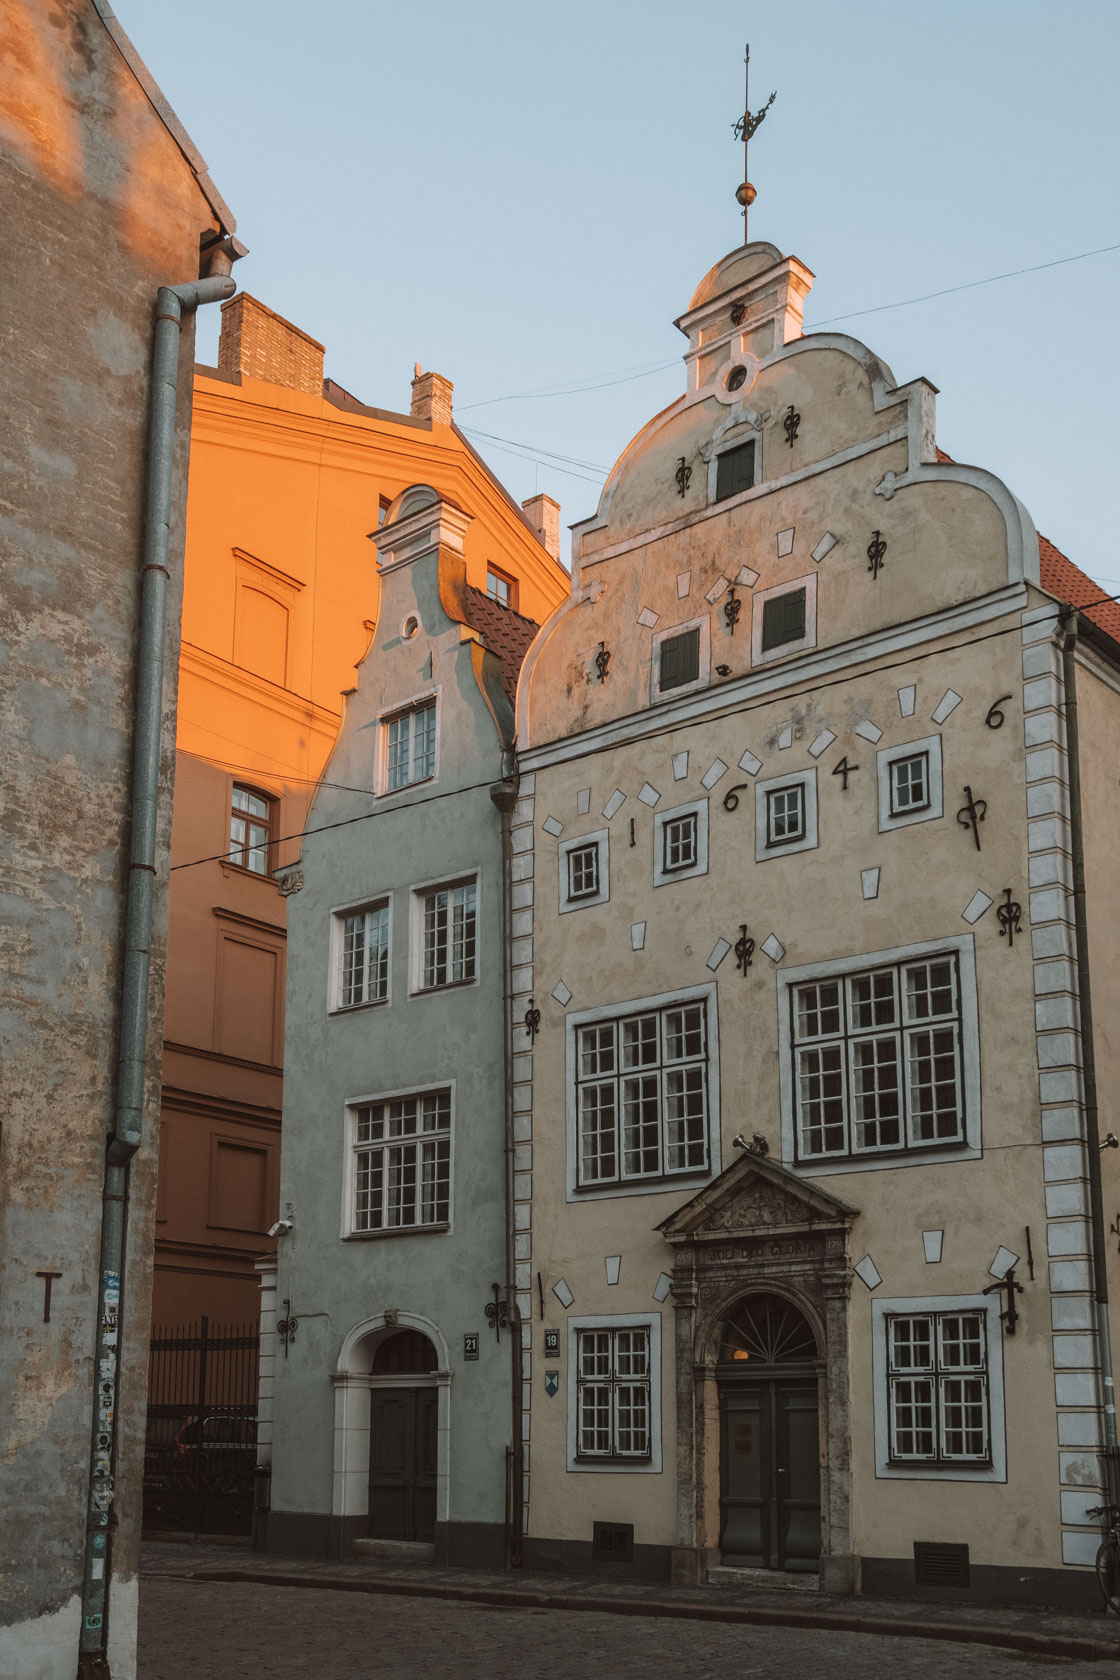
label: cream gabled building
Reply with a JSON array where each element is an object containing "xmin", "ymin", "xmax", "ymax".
[{"xmin": 507, "ymin": 240, "xmax": 1120, "ymax": 1605}]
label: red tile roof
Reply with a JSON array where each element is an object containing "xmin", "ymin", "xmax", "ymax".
[{"xmin": 462, "ymin": 586, "xmax": 542, "ymax": 704}]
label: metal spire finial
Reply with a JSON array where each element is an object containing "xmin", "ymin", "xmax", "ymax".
[{"xmin": 732, "ymin": 45, "xmax": 776, "ymax": 244}]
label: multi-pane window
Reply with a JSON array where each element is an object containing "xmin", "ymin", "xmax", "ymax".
[
  {"xmin": 766, "ymin": 784, "xmax": 804, "ymax": 846},
  {"xmin": 230, "ymin": 786, "xmax": 273, "ymax": 875},
  {"xmin": 761, "ymin": 588, "xmax": 806, "ymax": 651},
  {"xmin": 661, "ymin": 812, "xmax": 697, "ymax": 874},
  {"xmin": 577, "ymin": 1002, "xmax": 708, "ymax": 1187},
  {"xmin": 792, "ymin": 955, "xmax": 964, "ymax": 1161},
  {"xmin": 715, "ymin": 440, "xmax": 756, "ymax": 502},
  {"xmin": 352, "ymin": 1090, "xmax": 451, "ymax": 1232},
  {"xmin": 337, "ymin": 902, "xmax": 389, "ymax": 1008},
  {"xmin": 576, "ymin": 1328, "xmax": 651, "ymax": 1459},
  {"xmin": 419, "ymin": 879, "xmax": 477, "ymax": 990},
  {"xmin": 658, "ymin": 628, "xmax": 701, "ymax": 692},
  {"xmin": 887, "ymin": 1312, "xmax": 989, "ymax": 1464},
  {"xmin": 486, "ymin": 565, "xmax": 516, "ymax": 609},
  {"xmin": 890, "ymin": 753, "xmax": 930, "ymax": 816},
  {"xmin": 568, "ymin": 843, "xmax": 600, "ymax": 901},
  {"xmin": 385, "ymin": 700, "xmax": 436, "ymax": 792}
]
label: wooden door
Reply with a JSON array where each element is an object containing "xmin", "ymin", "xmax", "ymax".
[
  {"xmin": 368, "ymin": 1387, "xmax": 437, "ymax": 1543},
  {"xmin": 719, "ymin": 1379, "xmax": 820, "ymax": 1570}
]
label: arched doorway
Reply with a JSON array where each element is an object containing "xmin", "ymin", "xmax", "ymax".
[
  {"xmin": 717, "ymin": 1293, "xmax": 821, "ymax": 1572},
  {"xmin": 368, "ymin": 1330, "xmax": 439, "ymax": 1544}
]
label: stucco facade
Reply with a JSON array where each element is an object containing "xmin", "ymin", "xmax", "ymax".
[
  {"xmin": 0, "ymin": 3, "xmax": 237, "ymax": 1674},
  {"xmin": 509, "ymin": 242, "xmax": 1120, "ymax": 1605},
  {"xmin": 261, "ymin": 478, "xmax": 567, "ymax": 1561}
]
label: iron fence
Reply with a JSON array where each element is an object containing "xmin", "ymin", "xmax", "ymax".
[{"xmin": 144, "ymin": 1317, "xmax": 259, "ymax": 1537}]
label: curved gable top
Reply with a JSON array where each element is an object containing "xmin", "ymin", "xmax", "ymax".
[{"xmin": 685, "ymin": 242, "xmax": 788, "ymax": 312}]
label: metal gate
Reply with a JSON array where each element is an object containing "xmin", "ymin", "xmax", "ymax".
[{"xmin": 144, "ymin": 1318, "xmax": 259, "ymax": 1536}]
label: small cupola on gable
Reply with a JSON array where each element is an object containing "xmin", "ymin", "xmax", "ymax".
[{"xmin": 674, "ymin": 241, "xmax": 814, "ymax": 398}]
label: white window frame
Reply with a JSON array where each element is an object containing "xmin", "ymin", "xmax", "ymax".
[
  {"xmin": 565, "ymin": 983, "xmax": 721, "ymax": 1202},
  {"xmin": 329, "ymin": 893, "xmax": 392, "ymax": 1012},
  {"xmin": 877, "ymin": 734, "xmax": 944, "ymax": 832},
  {"xmin": 751, "ymin": 573, "xmax": 817, "ymax": 667},
  {"xmin": 650, "ymin": 616, "xmax": 711, "ymax": 704},
  {"xmin": 653, "ymin": 799, "xmax": 709, "ymax": 887},
  {"xmin": 566, "ymin": 1312, "xmax": 662, "ymax": 1473},
  {"xmin": 754, "ymin": 768, "xmax": 818, "ymax": 861},
  {"xmin": 410, "ymin": 871, "xmax": 480, "ymax": 995},
  {"xmin": 703, "ymin": 418, "xmax": 764, "ymax": 501},
  {"xmin": 558, "ymin": 828, "xmax": 610, "ymax": 913},
  {"xmin": 777, "ymin": 935, "xmax": 981, "ymax": 1176},
  {"xmin": 871, "ymin": 1294, "xmax": 1005, "ymax": 1482},
  {"xmin": 378, "ymin": 690, "xmax": 439, "ymax": 795},
  {"xmin": 341, "ymin": 1082, "xmax": 454, "ymax": 1239}
]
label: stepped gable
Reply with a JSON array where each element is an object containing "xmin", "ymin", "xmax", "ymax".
[{"xmin": 463, "ymin": 586, "xmax": 541, "ymax": 704}]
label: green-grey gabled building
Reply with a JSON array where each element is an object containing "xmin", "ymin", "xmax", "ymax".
[{"xmin": 261, "ymin": 483, "xmax": 545, "ymax": 1564}]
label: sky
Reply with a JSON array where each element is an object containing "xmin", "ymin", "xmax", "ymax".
[{"xmin": 122, "ymin": 0, "xmax": 1120, "ymax": 584}]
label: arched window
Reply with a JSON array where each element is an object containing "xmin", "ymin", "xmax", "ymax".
[
  {"xmin": 371, "ymin": 1329, "xmax": 438, "ymax": 1374},
  {"xmin": 717, "ymin": 1293, "xmax": 817, "ymax": 1369}
]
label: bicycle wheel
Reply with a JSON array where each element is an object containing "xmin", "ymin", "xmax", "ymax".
[{"xmin": 1096, "ymin": 1534, "xmax": 1120, "ymax": 1614}]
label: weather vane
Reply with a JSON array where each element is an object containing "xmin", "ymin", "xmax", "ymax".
[{"xmin": 732, "ymin": 46, "xmax": 776, "ymax": 244}]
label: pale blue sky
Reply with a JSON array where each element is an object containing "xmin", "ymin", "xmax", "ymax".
[{"xmin": 124, "ymin": 0, "xmax": 1119, "ymax": 583}]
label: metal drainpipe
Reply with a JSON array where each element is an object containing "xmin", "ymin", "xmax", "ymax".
[
  {"xmin": 77, "ymin": 269, "xmax": 236, "ymax": 1679},
  {"xmin": 490, "ymin": 760, "xmax": 524, "ymax": 1568},
  {"xmin": 1058, "ymin": 606, "xmax": 1120, "ymax": 1510}
]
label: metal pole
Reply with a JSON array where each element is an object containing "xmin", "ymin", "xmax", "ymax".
[
  {"xmin": 743, "ymin": 46, "xmax": 750, "ymax": 244},
  {"xmin": 1059, "ymin": 608, "xmax": 1120, "ymax": 1508}
]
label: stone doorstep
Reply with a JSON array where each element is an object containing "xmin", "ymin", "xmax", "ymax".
[
  {"xmin": 181, "ymin": 1564, "xmax": 1120, "ymax": 1664},
  {"xmin": 352, "ymin": 1538, "xmax": 435, "ymax": 1563},
  {"xmin": 707, "ymin": 1565, "xmax": 819, "ymax": 1593}
]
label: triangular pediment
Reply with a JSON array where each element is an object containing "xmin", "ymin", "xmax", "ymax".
[{"xmin": 657, "ymin": 1150, "xmax": 858, "ymax": 1243}]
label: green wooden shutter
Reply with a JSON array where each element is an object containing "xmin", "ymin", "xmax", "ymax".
[
  {"xmin": 715, "ymin": 441, "xmax": 755, "ymax": 502},
  {"xmin": 761, "ymin": 588, "xmax": 806, "ymax": 651}
]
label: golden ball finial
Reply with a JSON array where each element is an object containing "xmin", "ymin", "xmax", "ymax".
[{"xmin": 735, "ymin": 181, "xmax": 756, "ymax": 208}]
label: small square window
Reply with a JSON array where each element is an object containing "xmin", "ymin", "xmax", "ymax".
[
  {"xmin": 766, "ymin": 784, "xmax": 805, "ymax": 846},
  {"xmin": 761, "ymin": 588, "xmax": 806, "ymax": 652},
  {"xmin": 715, "ymin": 440, "xmax": 756, "ymax": 502},
  {"xmin": 658, "ymin": 628, "xmax": 700, "ymax": 692},
  {"xmin": 662, "ymin": 813, "xmax": 697, "ymax": 873},
  {"xmin": 486, "ymin": 565, "xmax": 517, "ymax": 610},
  {"xmin": 890, "ymin": 753, "xmax": 930, "ymax": 816},
  {"xmin": 568, "ymin": 844, "xmax": 600, "ymax": 900}
]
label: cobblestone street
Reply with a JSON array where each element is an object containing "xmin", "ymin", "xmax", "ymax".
[{"xmin": 138, "ymin": 1578, "xmax": 1113, "ymax": 1680}]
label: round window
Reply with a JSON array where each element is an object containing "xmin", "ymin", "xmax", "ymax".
[
  {"xmin": 401, "ymin": 615, "xmax": 420, "ymax": 640},
  {"xmin": 726, "ymin": 364, "xmax": 748, "ymax": 393}
]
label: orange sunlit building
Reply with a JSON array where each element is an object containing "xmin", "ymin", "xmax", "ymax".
[{"xmin": 154, "ymin": 295, "xmax": 569, "ymax": 1324}]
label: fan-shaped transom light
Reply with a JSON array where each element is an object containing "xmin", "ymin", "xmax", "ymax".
[{"xmin": 718, "ymin": 1293, "xmax": 817, "ymax": 1366}]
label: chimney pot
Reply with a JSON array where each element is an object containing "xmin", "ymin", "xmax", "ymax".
[
  {"xmin": 217, "ymin": 294, "xmax": 325, "ymax": 394},
  {"xmin": 521, "ymin": 493, "xmax": 561, "ymax": 561}
]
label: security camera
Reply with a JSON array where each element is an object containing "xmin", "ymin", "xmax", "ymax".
[{"xmin": 268, "ymin": 1218, "xmax": 293, "ymax": 1238}]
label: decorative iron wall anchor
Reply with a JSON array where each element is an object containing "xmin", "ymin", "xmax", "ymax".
[
  {"xmin": 722, "ymin": 782, "xmax": 751, "ymax": 813},
  {"xmin": 523, "ymin": 998, "xmax": 541, "ymax": 1041},
  {"xmin": 675, "ymin": 457, "xmax": 692, "ymax": 497},
  {"xmin": 629, "ymin": 817, "xmax": 636, "ymax": 847},
  {"xmin": 866, "ymin": 530, "xmax": 887, "ymax": 580},
  {"xmin": 985, "ymin": 695, "xmax": 1012, "ymax": 730},
  {"xmin": 997, "ymin": 887, "xmax": 1022, "ymax": 947},
  {"xmin": 1025, "ymin": 1226, "xmax": 1035, "ymax": 1282},
  {"xmin": 277, "ymin": 1299, "xmax": 298, "ymax": 1356},
  {"xmin": 983, "ymin": 1267, "xmax": 1024, "ymax": 1335},
  {"xmin": 956, "ymin": 786, "xmax": 988, "ymax": 851},
  {"xmin": 783, "ymin": 404, "xmax": 800, "ymax": 448},
  {"xmin": 831, "ymin": 756, "xmax": 859, "ymax": 791},
  {"xmin": 724, "ymin": 587, "xmax": 742, "ymax": 633},
  {"xmin": 594, "ymin": 641, "xmax": 611, "ymax": 682},
  {"xmin": 485, "ymin": 1282, "xmax": 510, "ymax": 1343},
  {"xmin": 734, "ymin": 924, "xmax": 754, "ymax": 972}
]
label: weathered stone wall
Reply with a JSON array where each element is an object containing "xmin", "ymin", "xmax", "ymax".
[{"xmin": 0, "ymin": 3, "xmax": 226, "ymax": 1674}]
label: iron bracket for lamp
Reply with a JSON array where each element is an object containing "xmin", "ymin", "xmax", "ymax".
[{"xmin": 982, "ymin": 1267, "xmax": 1024, "ymax": 1335}]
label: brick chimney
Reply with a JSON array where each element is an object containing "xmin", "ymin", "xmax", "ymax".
[
  {"xmin": 521, "ymin": 493, "xmax": 560, "ymax": 561},
  {"xmin": 218, "ymin": 294, "xmax": 325, "ymax": 395},
  {"xmin": 410, "ymin": 363, "xmax": 454, "ymax": 427}
]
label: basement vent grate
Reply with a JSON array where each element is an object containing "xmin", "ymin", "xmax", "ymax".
[
  {"xmin": 593, "ymin": 1522, "xmax": 634, "ymax": 1565},
  {"xmin": 913, "ymin": 1541, "xmax": 970, "ymax": 1588}
]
